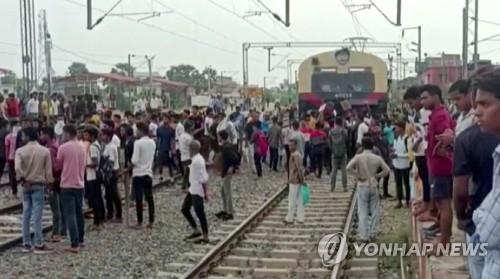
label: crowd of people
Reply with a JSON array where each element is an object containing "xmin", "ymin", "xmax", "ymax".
[
  {"xmin": 344, "ymin": 67, "xmax": 500, "ymax": 279},
  {"xmin": 5, "ymin": 65, "xmax": 500, "ymax": 279}
]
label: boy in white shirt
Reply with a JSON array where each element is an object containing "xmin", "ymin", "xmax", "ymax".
[
  {"xmin": 101, "ymin": 128, "xmax": 122, "ymax": 222},
  {"xmin": 181, "ymin": 140, "xmax": 209, "ymax": 243}
]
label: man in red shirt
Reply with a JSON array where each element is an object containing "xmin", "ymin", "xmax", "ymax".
[
  {"xmin": 5, "ymin": 93, "xmax": 20, "ymax": 119},
  {"xmin": 420, "ymin": 84, "xmax": 455, "ymax": 246}
]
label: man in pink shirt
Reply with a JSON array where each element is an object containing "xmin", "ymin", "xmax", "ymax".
[
  {"xmin": 57, "ymin": 124, "xmax": 86, "ymax": 253},
  {"xmin": 420, "ymin": 84, "xmax": 455, "ymax": 247}
]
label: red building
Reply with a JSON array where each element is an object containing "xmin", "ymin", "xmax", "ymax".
[{"xmin": 419, "ymin": 53, "xmax": 463, "ymax": 89}]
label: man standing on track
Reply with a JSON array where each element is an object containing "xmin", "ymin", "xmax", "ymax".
[
  {"xmin": 84, "ymin": 126, "xmax": 105, "ymax": 229},
  {"xmin": 131, "ymin": 122, "xmax": 156, "ymax": 228},
  {"xmin": 346, "ymin": 137, "xmax": 390, "ymax": 242},
  {"xmin": 284, "ymin": 139, "xmax": 305, "ymax": 225},
  {"xmin": 179, "ymin": 120, "xmax": 194, "ymax": 190},
  {"xmin": 16, "ymin": 127, "xmax": 54, "ymax": 253},
  {"xmin": 181, "ymin": 140, "xmax": 210, "ymax": 243},
  {"xmin": 329, "ymin": 117, "xmax": 348, "ymax": 192},
  {"xmin": 40, "ymin": 127, "xmax": 66, "ymax": 242},
  {"xmin": 58, "ymin": 124, "xmax": 87, "ymax": 253},
  {"xmin": 216, "ymin": 130, "xmax": 238, "ymax": 221}
]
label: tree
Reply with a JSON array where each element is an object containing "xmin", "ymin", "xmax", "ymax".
[
  {"xmin": 68, "ymin": 62, "xmax": 88, "ymax": 76},
  {"xmin": 111, "ymin": 63, "xmax": 135, "ymax": 76},
  {"xmin": 166, "ymin": 64, "xmax": 209, "ymax": 93}
]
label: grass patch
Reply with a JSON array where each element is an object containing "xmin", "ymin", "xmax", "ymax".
[{"xmin": 377, "ymin": 198, "xmax": 411, "ymax": 279}]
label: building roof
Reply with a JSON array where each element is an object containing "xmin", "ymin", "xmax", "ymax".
[
  {"xmin": 88, "ymin": 72, "xmax": 138, "ymax": 83},
  {"xmin": 54, "ymin": 72, "xmax": 138, "ymax": 84},
  {"xmin": 0, "ymin": 68, "xmax": 13, "ymax": 75},
  {"xmin": 151, "ymin": 77, "xmax": 189, "ymax": 89}
]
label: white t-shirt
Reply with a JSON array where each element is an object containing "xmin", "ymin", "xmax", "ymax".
[
  {"xmin": 217, "ymin": 120, "xmax": 237, "ymax": 144},
  {"xmin": 189, "ymin": 154, "xmax": 209, "ymax": 197},
  {"xmin": 175, "ymin": 122, "xmax": 185, "ymax": 150},
  {"xmin": 357, "ymin": 122, "xmax": 370, "ymax": 144},
  {"xmin": 179, "ymin": 132, "xmax": 193, "ymax": 162},
  {"xmin": 456, "ymin": 109, "xmax": 475, "ymax": 136},
  {"xmin": 112, "ymin": 134, "xmax": 121, "ymax": 149},
  {"xmin": 150, "ymin": 97, "xmax": 161, "ymax": 110},
  {"xmin": 413, "ymin": 123, "xmax": 427, "ymax": 157},
  {"xmin": 131, "ymin": 136, "xmax": 156, "ymax": 178},
  {"xmin": 392, "ymin": 135, "xmax": 410, "ymax": 170},
  {"xmin": 204, "ymin": 116, "xmax": 214, "ymax": 136},
  {"xmin": 419, "ymin": 108, "xmax": 431, "ymax": 125},
  {"xmin": 103, "ymin": 142, "xmax": 119, "ymax": 171},
  {"xmin": 149, "ymin": 122, "xmax": 158, "ymax": 137},
  {"xmin": 86, "ymin": 141, "xmax": 101, "ymax": 181},
  {"xmin": 27, "ymin": 98, "xmax": 39, "ymax": 114},
  {"xmin": 139, "ymin": 99, "xmax": 147, "ymax": 112}
]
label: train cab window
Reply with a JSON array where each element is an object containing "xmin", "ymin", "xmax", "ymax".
[{"xmin": 311, "ymin": 71, "xmax": 375, "ymax": 96}]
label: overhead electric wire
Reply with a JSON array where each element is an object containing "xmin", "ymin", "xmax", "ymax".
[
  {"xmin": 207, "ymin": 0, "xmax": 281, "ymax": 41},
  {"xmin": 152, "ymin": 0, "xmax": 240, "ymax": 44},
  {"xmin": 53, "ymin": 44, "xmax": 116, "ymax": 66},
  {"xmin": 247, "ymin": 0, "xmax": 305, "ymax": 57},
  {"xmin": 62, "ymin": 0, "xmax": 241, "ymax": 56}
]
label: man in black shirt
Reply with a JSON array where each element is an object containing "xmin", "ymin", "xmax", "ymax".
[{"xmin": 454, "ymin": 124, "xmax": 499, "ymax": 276}]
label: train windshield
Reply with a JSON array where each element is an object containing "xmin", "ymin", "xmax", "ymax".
[{"xmin": 311, "ymin": 71, "xmax": 375, "ymax": 98}]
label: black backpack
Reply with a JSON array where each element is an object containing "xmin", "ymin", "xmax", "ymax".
[
  {"xmin": 93, "ymin": 143, "xmax": 114, "ymax": 184},
  {"xmin": 225, "ymin": 143, "xmax": 241, "ymax": 169}
]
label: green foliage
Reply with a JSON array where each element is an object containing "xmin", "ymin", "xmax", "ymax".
[
  {"xmin": 166, "ymin": 64, "xmax": 217, "ymax": 93},
  {"xmin": 68, "ymin": 62, "xmax": 89, "ymax": 76},
  {"xmin": 111, "ymin": 63, "xmax": 135, "ymax": 76}
]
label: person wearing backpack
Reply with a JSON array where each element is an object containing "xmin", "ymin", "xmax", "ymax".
[
  {"xmin": 329, "ymin": 117, "xmax": 348, "ymax": 192},
  {"xmin": 391, "ymin": 121, "xmax": 412, "ymax": 208},
  {"xmin": 216, "ymin": 130, "xmax": 239, "ymax": 221},
  {"xmin": 250, "ymin": 121, "xmax": 266, "ymax": 178},
  {"xmin": 83, "ymin": 126, "xmax": 105, "ymax": 229},
  {"xmin": 101, "ymin": 128, "xmax": 122, "ymax": 222}
]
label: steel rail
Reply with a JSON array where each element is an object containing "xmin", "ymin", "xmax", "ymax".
[
  {"xmin": 181, "ymin": 183, "xmax": 289, "ymax": 279},
  {"xmin": 330, "ymin": 186, "xmax": 358, "ymax": 279}
]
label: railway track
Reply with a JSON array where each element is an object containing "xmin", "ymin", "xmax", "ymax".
[
  {"xmin": 0, "ymin": 174, "xmax": 180, "ymax": 252},
  {"xmin": 159, "ymin": 177, "xmax": 378, "ymax": 279}
]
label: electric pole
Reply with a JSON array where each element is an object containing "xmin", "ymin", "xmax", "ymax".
[
  {"xmin": 473, "ymin": 0, "xmax": 479, "ymax": 71},
  {"xmin": 127, "ymin": 54, "xmax": 135, "ymax": 77},
  {"xmin": 462, "ymin": 0, "xmax": 469, "ymax": 78},
  {"xmin": 145, "ymin": 55, "xmax": 155, "ymax": 101},
  {"xmin": 20, "ymin": 0, "xmax": 37, "ymax": 96},
  {"xmin": 41, "ymin": 10, "xmax": 52, "ymax": 96}
]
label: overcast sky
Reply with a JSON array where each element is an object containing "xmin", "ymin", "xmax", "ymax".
[{"xmin": 1, "ymin": 0, "xmax": 500, "ymax": 86}]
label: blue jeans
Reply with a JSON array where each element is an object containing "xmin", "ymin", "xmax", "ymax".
[
  {"xmin": 357, "ymin": 186, "xmax": 379, "ymax": 240},
  {"xmin": 22, "ymin": 187, "xmax": 45, "ymax": 247},
  {"xmin": 466, "ymin": 234, "xmax": 485, "ymax": 279},
  {"xmin": 60, "ymin": 189, "xmax": 85, "ymax": 248}
]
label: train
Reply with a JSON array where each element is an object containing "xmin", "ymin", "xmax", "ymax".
[{"xmin": 297, "ymin": 48, "xmax": 389, "ymax": 116}]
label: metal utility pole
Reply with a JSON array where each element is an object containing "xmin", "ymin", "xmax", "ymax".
[
  {"xmin": 220, "ymin": 72, "xmax": 224, "ymax": 94},
  {"xmin": 145, "ymin": 55, "xmax": 155, "ymax": 101},
  {"xmin": 473, "ymin": 0, "xmax": 479, "ymax": 71},
  {"xmin": 462, "ymin": 0, "xmax": 469, "ymax": 78},
  {"xmin": 402, "ymin": 26, "xmax": 422, "ymax": 72},
  {"xmin": 127, "ymin": 54, "xmax": 135, "ymax": 77},
  {"xmin": 20, "ymin": 0, "xmax": 37, "ymax": 95},
  {"xmin": 41, "ymin": 10, "xmax": 52, "ymax": 96}
]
